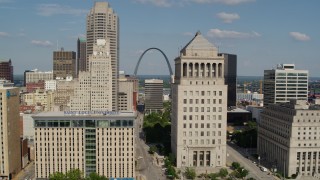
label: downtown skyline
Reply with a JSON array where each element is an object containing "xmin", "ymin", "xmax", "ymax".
[{"xmin": 0, "ymin": 0, "xmax": 319, "ymax": 76}]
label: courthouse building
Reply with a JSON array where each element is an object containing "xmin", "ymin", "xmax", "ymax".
[
  {"xmin": 258, "ymin": 100, "xmax": 320, "ymax": 177},
  {"xmin": 171, "ymin": 32, "xmax": 227, "ymax": 171}
]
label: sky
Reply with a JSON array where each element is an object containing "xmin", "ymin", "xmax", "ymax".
[{"xmin": 0, "ymin": 0, "xmax": 320, "ymax": 77}]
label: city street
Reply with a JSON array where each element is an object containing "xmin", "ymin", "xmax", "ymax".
[
  {"xmin": 227, "ymin": 143, "xmax": 276, "ymax": 180},
  {"xmin": 13, "ymin": 161, "xmax": 35, "ymax": 180},
  {"xmin": 135, "ymin": 112, "xmax": 166, "ymax": 180}
]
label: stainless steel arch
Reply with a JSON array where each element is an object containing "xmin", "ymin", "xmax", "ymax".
[{"xmin": 133, "ymin": 47, "xmax": 173, "ymax": 76}]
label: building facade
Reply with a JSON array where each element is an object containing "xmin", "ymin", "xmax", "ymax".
[
  {"xmin": 220, "ymin": 53, "xmax": 237, "ymax": 107},
  {"xmin": 26, "ymin": 80, "xmax": 45, "ymax": 93},
  {"xmin": 0, "ymin": 59, "xmax": 13, "ymax": 82},
  {"xmin": 258, "ymin": 100, "xmax": 320, "ymax": 177},
  {"xmin": 22, "ymin": 89, "xmax": 54, "ymax": 111},
  {"xmin": 53, "ymin": 49, "xmax": 76, "ymax": 79},
  {"xmin": 171, "ymin": 32, "xmax": 227, "ymax": 171},
  {"xmin": 25, "ymin": 69, "xmax": 53, "ymax": 84},
  {"xmin": 33, "ymin": 111, "xmax": 135, "ymax": 179},
  {"xmin": 144, "ymin": 79, "xmax": 163, "ymax": 113},
  {"xmin": 45, "ymin": 80, "xmax": 57, "ymax": 91},
  {"xmin": 71, "ymin": 39, "xmax": 113, "ymax": 111},
  {"xmin": 87, "ymin": 2, "xmax": 119, "ymax": 111},
  {"xmin": 77, "ymin": 38, "xmax": 87, "ymax": 73},
  {"xmin": 264, "ymin": 64, "xmax": 308, "ymax": 107},
  {"xmin": 0, "ymin": 87, "xmax": 21, "ymax": 179},
  {"xmin": 54, "ymin": 77, "xmax": 75, "ymax": 111},
  {"xmin": 118, "ymin": 74, "xmax": 135, "ymax": 111}
]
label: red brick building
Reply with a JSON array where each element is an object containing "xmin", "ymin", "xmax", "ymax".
[
  {"xmin": 0, "ymin": 59, "xmax": 13, "ymax": 82},
  {"xmin": 26, "ymin": 80, "xmax": 45, "ymax": 93}
]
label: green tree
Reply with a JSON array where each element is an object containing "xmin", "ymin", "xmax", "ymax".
[
  {"xmin": 232, "ymin": 162, "xmax": 241, "ymax": 170},
  {"xmin": 49, "ymin": 172, "xmax": 66, "ymax": 180},
  {"xmin": 218, "ymin": 168, "xmax": 228, "ymax": 178},
  {"xmin": 85, "ymin": 172, "xmax": 108, "ymax": 180},
  {"xmin": 148, "ymin": 145, "xmax": 158, "ymax": 154},
  {"xmin": 236, "ymin": 168, "xmax": 249, "ymax": 179},
  {"xmin": 208, "ymin": 173, "xmax": 219, "ymax": 180},
  {"xmin": 185, "ymin": 167, "xmax": 196, "ymax": 179},
  {"xmin": 66, "ymin": 169, "xmax": 83, "ymax": 180}
]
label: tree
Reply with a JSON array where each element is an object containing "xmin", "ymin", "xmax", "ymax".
[
  {"xmin": 218, "ymin": 168, "xmax": 228, "ymax": 178},
  {"xmin": 85, "ymin": 172, "xmax": 108, "ymax": 180},
  {"xmin": 236, "ymin": 168, "xmax": 249, "ymax": 179},
  {"xmin": 49, "ymin": 172, "xmax": 66, "ymax": 180},
  {"xmin": 148, "ymin": 145, "xmax": 158, "ymax": 154},
  {"xmin": 66, "ymin": 169, "xmax": 83, "ymax": 180},
  {"xmin": 232, "ymin": 162, "xmax": 241, "ymax": 170},
  {"xmin": 185, "ymin": 167, "xmax": 196, "ymax": 180}
]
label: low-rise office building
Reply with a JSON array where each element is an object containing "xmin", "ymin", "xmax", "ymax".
[{"xmin": 33, "ymin": 111, "xmax": 136, "ymax": 179}]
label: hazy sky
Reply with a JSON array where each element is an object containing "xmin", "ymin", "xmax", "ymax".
[{"xmin": 0, "ymin": 0, "xmax": 319, "ymax": 76}]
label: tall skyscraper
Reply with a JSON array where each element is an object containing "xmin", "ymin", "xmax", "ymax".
[
  {"xmin": 264, "ymin": 64, "xmax": 308, "ymax": 107},
  {"xmin": 144, "ymin": 79, "xmax": 163, "ymax": 113},
  {"xmin": 0, "ymin": 59, "xmax": 13, "ymax": 82},
  {"xmin": 71, "ymin": 39, "xmax": 113, "ymax": 111},
  {"xmin": 258, "ymin": 100, "xmax": 320, "ymax": 178},
  {"xmin": 0, "ymin": 85, "xmax": 21, "ymax": 179},
  {"xmin": 53, "ymin": 48, "xmax": 76, "ymax": 79},
  {"xmin": 220, "ymin": 53, "xmax": 237, "ymax": 107},
  {"xmin": 87, "ymin": 2, "xmax": 119, "ymax": 111},
  {"xmin": 77, "ymin": 38, "xmax": 87, "ymax": 73},
  {"xmin": 171, "ymin": 32, "xmax": 227, "ymax": 170}
]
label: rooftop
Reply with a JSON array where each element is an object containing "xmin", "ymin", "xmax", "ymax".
[
  {"xmin": 34, "ymin": 111, "xmax": 136, "ymax": 118},
  {"xmin": 180, "ymin": 31, "xmax": 217, "ymax": 53}
]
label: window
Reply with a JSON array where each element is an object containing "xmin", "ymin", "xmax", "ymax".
[
  {"xmin": 183, "ymin": 115, "xmax": 187, "ymax": 120},
  {"xmin": 184, "ymin": 99, "xmax": 187, "ymax": 104},
  {"xmin": 219, "ymin": 91, "xmax": 222, "ymax": 96}
]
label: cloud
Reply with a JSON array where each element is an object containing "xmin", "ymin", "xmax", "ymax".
[
  {"xmin": 190, "ymin": 0, "xmax": 255, "ymax": 5},
  {"xmin": 0, "ymin": 32, "xmax": 9, "ymax": 37},
  {"xmin": 217, "ymin": 12, "xmax": 240, "ymax": 23},
  {"xmin": 134, "ymin": 0, "xmax": 173, "ymax": 7},
  {"xmin": 183, "ymin": 32, "xmax": 194, "ymax": 36},
  {"xmin": 31, "ymin": 40, "xmax": 53, "ymax": 47},
  {"xmin": 207, "ymin": 28, "xmax": 261, "ymax": 38},
  {"xmin": 17, "ymin": 32, "xmax": 26, "ymax": 37},
  {"xmin": 37, "ymin": 4, "xmax": 88, "ymax": 16},
  {"xmin": 289, "ymin": 32, "xmax": 310, "ymax": 41}
]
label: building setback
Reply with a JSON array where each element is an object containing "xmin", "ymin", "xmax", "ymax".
[
  {"xmin": 0, "ymin": 59, "xmax": 13, "ymax": 82},
  {"xmin": 87, "ymin": 2, "xmax": 119, "ymax": 111},
  {"xmin": 0, "ymin": 87, "xmax": 21, "ymax": 179},
  {"xmin": 33, "ymin": 111, "xmax": 135, "ymax": 179},
  {"xmin": 144, "ymin": 79, "xmax": 163, "ymax": 113},
  {"xmin": 264, "ymin": 64, "xmax": 308, "ymax": 107},
  {"xmin": 171, "ymin": 32, "xmax": 227, "ymax": 171},
  {"xmin": 53, "ymin": 49, "xmax": 76, "ymax": 79},
  {"xmin": 258, "ymin": 100, "xmax": 320, "ymax": 177}
]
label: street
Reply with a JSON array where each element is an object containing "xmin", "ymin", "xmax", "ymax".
[
  {"xmin": 227, "ymin": 142, "xmax": 276, "ymax": 180},
  {"xmin": 13, "ymin": 161, "xmax": 35, "ymax": 180},
  {"xmin": 135, "ymin": 112, "xmax": 166, "ymax": 180}
]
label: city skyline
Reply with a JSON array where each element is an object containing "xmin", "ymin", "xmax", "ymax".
[{"xmin": 1, "ymin": 0, "xmax": 320, "ymax": 76}]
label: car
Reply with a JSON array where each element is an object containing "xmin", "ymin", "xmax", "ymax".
[{"xmin": 260, "ymin": 166, "xmax": 268, "ymax": 172}]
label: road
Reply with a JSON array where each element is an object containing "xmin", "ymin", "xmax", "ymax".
[
  {"xmin": 13, "ymin": 161, "xmax": 35, "ymax": 180},
  {"xmin": 227, "ymin": 143, "xmax": 276, "ymax": 180},
  {"xmin": 135, "ymin": 112, "xmax": 166, "ymax": 180}
]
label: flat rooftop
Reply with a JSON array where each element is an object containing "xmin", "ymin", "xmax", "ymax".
[{"xmin": 34, "ymin": 111, "xmax": 136, "ymax": 118}]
